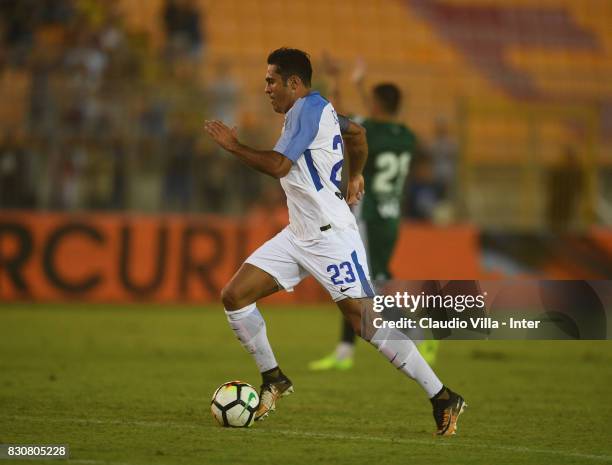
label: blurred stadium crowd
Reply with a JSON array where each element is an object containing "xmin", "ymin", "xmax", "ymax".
[
  {"xmin": 0, "ymin": 0, "xmax": 258, "ymax": 215},
  {"xmin": 0, "ymin": 0, "xmax": 456, "ymax": 218},
  {"xmin": 1, "ymin": 0, "xmax": 611, "ymax": 235},
  {"xmin": 0, "ymin": 0, "xmax": 456, "ymax": 221}
]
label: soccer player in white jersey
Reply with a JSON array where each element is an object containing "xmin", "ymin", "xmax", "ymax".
[{"xmin": 204, "ymin": 48, "xmax": 466, "ymax": 436}]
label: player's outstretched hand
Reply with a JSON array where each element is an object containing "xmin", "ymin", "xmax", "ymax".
[
  {"xmin": 347, "ymin": 174, "xmax": 364, "ymax": 206},
  {"xmin": 351, "ymin": 57, "xmax": 366, "ymax": 85},
  {"xmin": 204, "ymin": 120, "xmax": 240, "ymax": 152}
]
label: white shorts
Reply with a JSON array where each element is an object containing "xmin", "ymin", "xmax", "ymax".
[{"xmin": 245, "ymin": 225, "xmax": 374, "ymax": 302}]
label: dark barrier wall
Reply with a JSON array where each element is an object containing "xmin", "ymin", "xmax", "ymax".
[{"xmin": 0, "ymin": 212, "xmax": 480, "ymax": 303}]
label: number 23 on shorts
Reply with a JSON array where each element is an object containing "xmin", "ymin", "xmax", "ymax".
[{"xmin": 326, "ymin": 262, "xmax": 356, "ymax": 285}]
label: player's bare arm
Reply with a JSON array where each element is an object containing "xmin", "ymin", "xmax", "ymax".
[
  {"xmin": 341, "ymin": 118, "xmax": 368, "ymax": 205},
  {"xmin": 204, "ymin": 120, "xmax": 292, "ymax": 178},
  {"xmin": 351, "ymin": 57, "xmax": 370, "ymax": 111},
  {"xmin": 321, "ymin": 52, "xmax": 343, "ymax": 112}
]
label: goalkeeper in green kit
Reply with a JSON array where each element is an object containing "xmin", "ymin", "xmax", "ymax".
[{"xmin": 310, "ymin": 56, "xmax": 439, "ymax": 370}]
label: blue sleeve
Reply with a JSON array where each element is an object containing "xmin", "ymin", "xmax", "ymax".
[{"xmin": 274, "ymin": 97, "xmax": 327, "ymax": 162}]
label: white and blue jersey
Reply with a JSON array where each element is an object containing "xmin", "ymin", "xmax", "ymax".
[
  {"xmin": 274, "ymin": 91, "xmax": 357, "ymax": 241},
  {"xmin": 245, "ymin": 91, "xmax": 373, "ymax": 301}
]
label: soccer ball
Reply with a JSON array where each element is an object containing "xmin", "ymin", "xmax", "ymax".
[{"xmin": 211, "ymin": 381, "xmax": 259, "ymax": 427}]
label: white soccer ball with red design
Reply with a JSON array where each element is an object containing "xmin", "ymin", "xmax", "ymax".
[{"xmin": 211, "ymin": 381, "xmax": 259, "ymax": 427}]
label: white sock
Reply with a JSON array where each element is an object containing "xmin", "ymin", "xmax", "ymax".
[
  {"xmin": 370, "ymin": 327, "xmax": 443, "ymax": 398},
  {"xmin": 334, "ymin": 342, "xmax": 354, "ymax": 361},
  {"xmin": 225, "ymin": 303, "xmax": 278, "ymax": 373}
]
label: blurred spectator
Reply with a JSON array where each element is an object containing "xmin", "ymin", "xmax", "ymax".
[
  {"xmin": 1, "ymin": 0, "xmax": 75, "ymax": 68},
  {"xmin": 547, "ymin": 145, "xmax": 585, "ymax": 233},
  {"xmin": 0, "ymin": 31, "xmax": 5, "ymax": 70},
  {"xmin": 163, "ymin": 0, "xmax": 205, "ymax": 61},
  {"xmin": 109, "ymin": 138, "xmax": 127, "ymax": 210},
  {"xmin": 430, "ymin": 116, "xmax": 458, "ymax": 203},
  {"xmin": 60, "ymin": 25, "xmax": 112, "ymax": 136},
  {"xmin": 98, "ymin": 5, "xmax": 125, "ymax": 54},
  {"xmin": 194, "ymin": 150, "xmax": 231, "ymax": 213},
  {"xmin": 207, "ymin": 59, "xmax": 239, "ymax": 127},
  {"xmin": 404, "ymin": 156, "xmax": 438, "ymax": 221},
  {"xmin": 0, "ymin": 132, "xmax": 32, "ymax": 208},
  {"xmin": 58, "ymin": 140, "xmax": 87, "ymax": 210},
  {"xmin": 162, "ymin": 123, "xmax": 196, "ymax": 212},
  {"xmin": 140, "ymin": 99, "xmax": 168, "ymax": 137},
  {"xmin": 85, "ymin": 143, "xmax": 115, "ymax": 209},
  {"xmin": 38, "ymin": 0, "xmax": 75, "ymax": 26},
  {"xmin": 0, "ymin": 0, "xmax": 36, "ymax": 67},
  {"xmin": 64, "ymin": 28, "xmax": 107, "ymax": 89},
  {"xmin": 28, "ymin": 36, "xmax": 63, "ymax": 135}
]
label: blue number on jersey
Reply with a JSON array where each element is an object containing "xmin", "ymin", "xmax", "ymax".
[
  {"xmin": 327, "ymin": 261, "xmax": 356, "ymax": 285},
  {"xmin": 330, "ymin": 135, "xmax": 344, "ymax": 189},
  {"xmin": 304, "ymin": 135, "xmax": 345, "ymax": 191}
]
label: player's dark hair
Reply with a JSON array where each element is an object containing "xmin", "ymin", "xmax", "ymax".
[
  {"xmin": 372, "ymin": 83, "xmax": 402, "ymax": 115},
  {"xmin": 267, "ymin": 48, "xmax": 312, "ymax": 87}
]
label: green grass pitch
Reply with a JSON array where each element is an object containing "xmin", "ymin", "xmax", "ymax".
[{"xmin": 1, "ymin": 303, "xmax": 611, "ymax": 465}]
